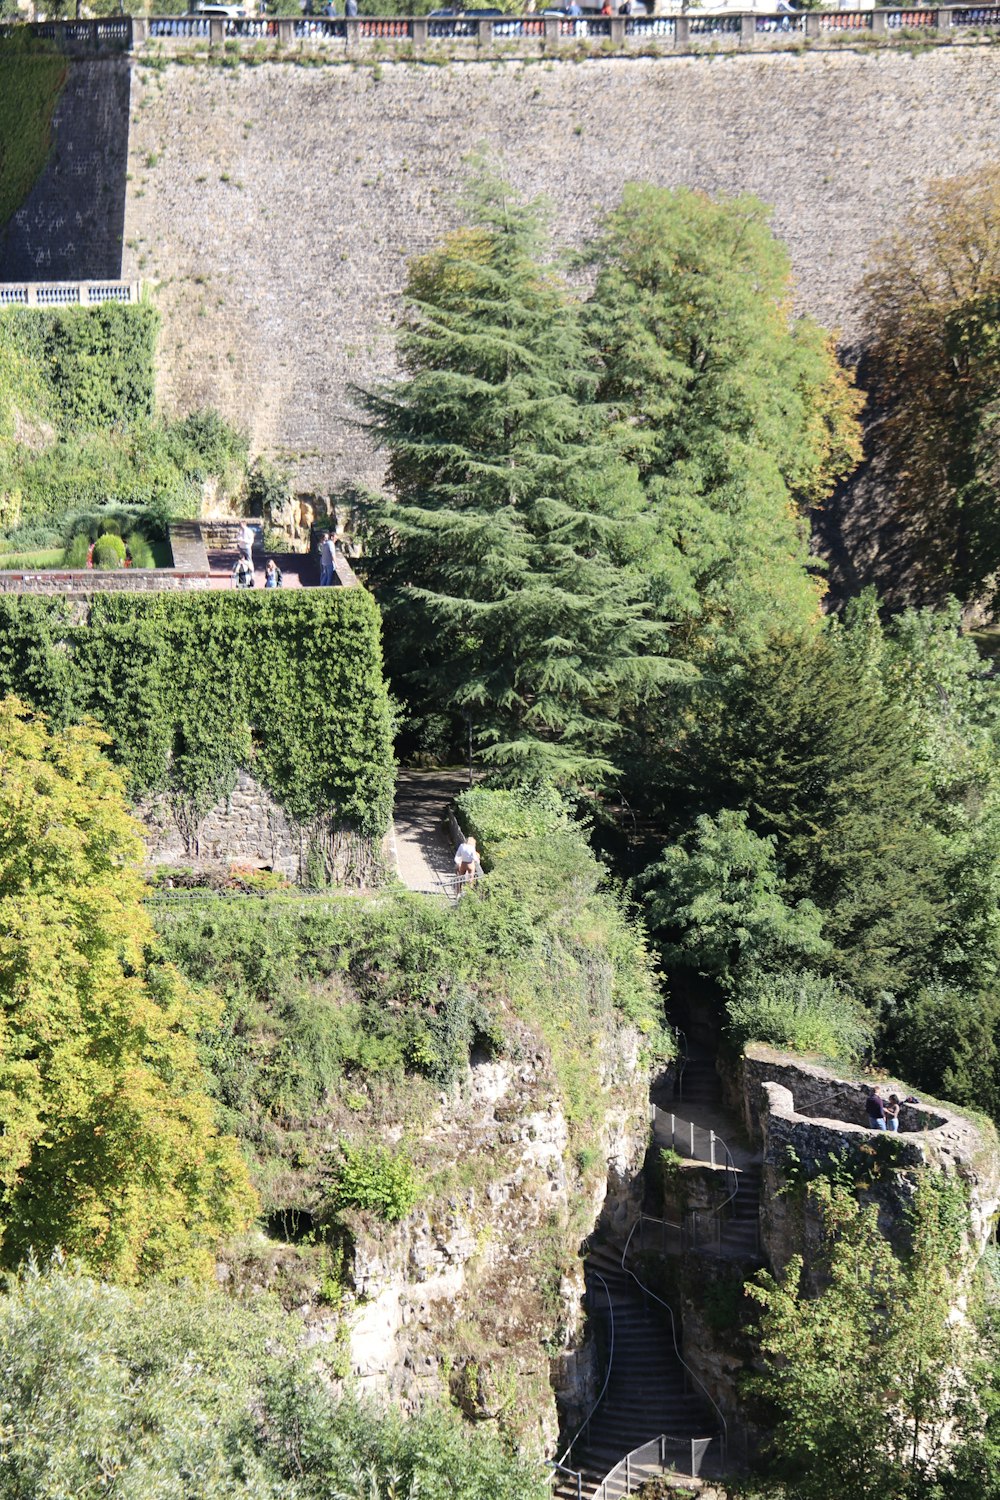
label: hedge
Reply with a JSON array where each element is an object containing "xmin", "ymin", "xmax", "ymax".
[
  {"xmin": 1, "ymin": 301, "xmax": 159, "ymax": 430},
  {"xmin": 0, "ymin": 590, "xmax": 394, "ymax": 835}
]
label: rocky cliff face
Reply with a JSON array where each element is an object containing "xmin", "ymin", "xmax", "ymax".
[{"xmin": 311, "ymin": 1019, "xmax": 652, "ymax": 1456}]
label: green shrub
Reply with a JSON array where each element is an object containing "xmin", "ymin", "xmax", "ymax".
[
  {"xmin": 328, "ymin": 1141, "xmax": 421, "ymax": 1223},
  {"xmin": 0, "ymin": 1264, "xmax": 550, "ymax": 1500},
  {"xmin": 726, "ymin": 968, "xmax": 874, "ymax": 1063},
  {"xmin": 125, "ymin": 532, "xmax": 154, "ymax": 569},
  {"xmin": 456, "ymin": 783, "xmax": 570, "ymax": 869},
  {"xmin": 0, "ymin": 524, "xmax": 60, "ymax": 551},
  {"xmin": 91, "ymin": 533, "xmax": 126, "ymax": 570},
  {"xmin": 63, "ymin": 532, "xmax": 89, "ymax": 568},
  {"xmin": 2, "ymin": 302, "xmax": 159, "ymax": 429}
]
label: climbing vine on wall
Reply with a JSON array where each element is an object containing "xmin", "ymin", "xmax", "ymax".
[
  {"xmin": 0, "ymin": 34, "xmax": 67, "ymax": 232},
  {"xmin": 1, "ymin": 300, "xmax": 159, "ymax": 428},
  {"xmin": 0, "ymin": 590, "xmax": 395, "ymax": 835}
]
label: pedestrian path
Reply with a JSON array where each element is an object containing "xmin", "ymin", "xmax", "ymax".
[{"xmin": 391, "ymin": 768, "xmax": 469, "ymax": 895}]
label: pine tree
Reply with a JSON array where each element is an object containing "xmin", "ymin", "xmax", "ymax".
[
  {"xmin": 359, "ymin": 167, "xmax": 684, "ymax": 785},
  {"xmin": 654, "ymin": 627, "xmax": 950, "ymax": 1000}
]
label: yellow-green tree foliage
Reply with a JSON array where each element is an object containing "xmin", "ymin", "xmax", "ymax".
[
  {"xmin": 0, "ymin": 698, "xmax": 256, "ymax": 1282},
  {"xmin": 863, "ymin": 165, "xmax": 1000, "ymax": 603}
]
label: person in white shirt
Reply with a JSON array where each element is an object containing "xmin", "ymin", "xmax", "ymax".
[{"xmin": 454, "ymin": 835, "xmax": 478, "ymax": 884}]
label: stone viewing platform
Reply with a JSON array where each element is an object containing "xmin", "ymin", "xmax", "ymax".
[
  {"xmin": 738, "ymin": 1044, "xmax": 1000, "ymax": 1281},
  {"xmin": 0, "ymin": 519, "xmax": 357, "ymax": 596},
  {"xmin": 5, "ymin": 7, "xmax": 1000, "ymax": 58}
]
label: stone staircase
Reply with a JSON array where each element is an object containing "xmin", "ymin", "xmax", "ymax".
[
  {"xmin": 552, "ymin": 1247, "xmax": 719, "ymax": 1500},
  {"xmin": 553, "ymin": 1047, "xmax": 763, "ymax": 1498}
]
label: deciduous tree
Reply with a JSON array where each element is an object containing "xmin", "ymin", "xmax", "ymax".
[
  {"xmin": 862, "ymin": 165, "xmax": 1000, "ymax": 603},
  {"xmin": 0, "ymin": 698, "xmax": 256, "ymax": 1281},
  {"xmin": 586, "ymin": 184, "xmax": 862, "ymax": 656}
]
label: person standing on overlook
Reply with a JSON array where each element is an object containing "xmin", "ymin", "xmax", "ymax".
[
  {"xmin": 318, "ymin": 531, "xmax": 336, "ymax": 587},
  {"xmin": 865, "ymin": 1086, "xmax": 887, "ymax": 1131}
]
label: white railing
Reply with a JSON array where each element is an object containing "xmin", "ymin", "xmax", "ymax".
[
  {"xmin": 0, "ymin": 282, "xmax": 139, "ymax": 307},
  {"xmin": 12, "ymin": 5, "xmax": 991, "ymax": 56},
  {"xmin": 590, "ymin": 1434, "xmax": 723, "ymax": 1499},
  {"xmin": 653, "ymin": 1103, "xmax": 740, "ymax": 1216},
  {"xmin": 550, "ymin": 1272, "xmax": 614, "ymax": 1494}
]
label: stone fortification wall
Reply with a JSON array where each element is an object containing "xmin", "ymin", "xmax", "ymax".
[
  {"xmin": 741, "ymin": 1046, "xmax": 1000, "ymax": 1285},
  {"xmin": 121, "ymin": 45, "xmax": 1000, "ymax": 494},
  {"xmin": 0, "ymin": 56, "xmax": 130, "ymax": 282}
]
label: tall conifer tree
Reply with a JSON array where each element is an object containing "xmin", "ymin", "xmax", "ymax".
[{"xmin": 360, "ymin": 167, "xmax": 683, "ymax": 784}]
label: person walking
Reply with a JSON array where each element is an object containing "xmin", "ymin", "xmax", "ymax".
[
  {"xmin": 318, "ymin": 531, "xmax": 336, "ymax": 587},
  {"xmin": 454, "ymin": 834, "xmax": 478, "ymax": 887}
]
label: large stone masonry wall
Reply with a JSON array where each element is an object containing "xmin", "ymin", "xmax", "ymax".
[
  {"xmin": 0, "ymin": 56, "xmax": 131, "ymax": 281},
  {"xmin": 121, "ymin": 45, "xmax": 1000, "ymax": 496}
]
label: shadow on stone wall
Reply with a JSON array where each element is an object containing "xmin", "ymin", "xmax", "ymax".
[{"xmin": 0, "ymin": 56, "xmax": 131, "ymax": 281}]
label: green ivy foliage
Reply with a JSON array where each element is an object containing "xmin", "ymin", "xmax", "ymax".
[
  {"xmin": 0, "ymin": 591, "xmax": 395, "ymax": 834},
  {"xmin": 328, "ymin": 1140, "xmax": 421, "ymax": 1223},
  {"xmin": 0, "ymin": 35, "xmax": 66, "ymax": 231},
  {"xmin": 1, "ymin": 302, "xmax": 159, "ymax": 430}
]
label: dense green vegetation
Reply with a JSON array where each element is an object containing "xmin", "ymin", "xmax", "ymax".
[
  {"xmin": 360, "ymin": 171, "xmax": 860, "ymax": 780},
  {"xmin": 10, "ymin": 156, "xmax": 1000, "ymax": 1497},
  {"xmin": 0, "ymin": 35, "xmax": 66, "ymax": 232},
  {"xmin": 0, "ymin": 302, "xmax": 251, "ymax": 539},
  {"xmin": 0, "ymin": 590, "xmax": 395, "ymax": 844},
  {"xmin": 0, "ymin": 702, "xmax": 255, "ymax": 1282},
  {"xmin": 152, "ymin": 804, "xmax": 666, "ymax": 1226},
  {"xmin": 0, "ymin": 1263, "xmax": 547, "ymax": 1500},
  {"xmin": 744, "ymin": 1180, "xmax": 976, "ymax": 1500}
]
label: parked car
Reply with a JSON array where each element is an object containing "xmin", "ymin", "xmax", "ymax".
[{"xmin": 191, "ymin": 2, "xmax": 247, "ymax": 17}]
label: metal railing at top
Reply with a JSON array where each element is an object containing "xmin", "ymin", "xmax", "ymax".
[
  {"xmin": 652, "ymin": 1103, "xmax": 740, "ymax": 1215},
  {"xmin": 550, "ymin": 1273, "xmax": 614, "ymax": 1495}
]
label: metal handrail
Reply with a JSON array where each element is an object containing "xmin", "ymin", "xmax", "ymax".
[
  {"xmin": 589, "ymin": 1433, "xmax": 721, "ymax": 1499},
  {"xmin": 652, "ymin": 1104, "xmax": 741, "ymax": 1218},
  {"xmin": 553, "ymin": 1272, "xmax": 614, "ymax": 1480},
  {"xmin": 620, "ymin": 1219, "xmax": 729, "ymax": 1469}
]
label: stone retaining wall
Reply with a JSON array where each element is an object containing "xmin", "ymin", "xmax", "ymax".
[
  {"xmin": 0, "ymin": 569, "xmax": 219, "ymax": 594},
  {"xmin": 743, "ymin": 1046, "xmax": 1000, "ymax": 1282},
  {"xmin": 118, "ymin": 44, "xmax": 1000, "ymax": 500},
  {"xmin": 137, "ymin": 768, "xmax": 383, "ymax": 885}
]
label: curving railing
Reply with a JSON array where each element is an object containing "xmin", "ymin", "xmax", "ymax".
[
  {"xmin": 619, "ymin": 1217, "xmax": 728, "ymax": 1474},
  {"xmin": 550, "ymin": 1272, "xmax": 615, "ymax": 1497},
  {"xmin": 590, "ymin": 1434, "xmax": 723, "ymax": 1498}
]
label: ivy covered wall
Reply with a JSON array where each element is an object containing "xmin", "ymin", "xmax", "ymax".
[{"xmin": 0, "ymin": 590, "xmax": 395, "ymax": 867}]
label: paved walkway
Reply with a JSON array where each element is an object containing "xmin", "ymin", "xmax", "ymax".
[{"xmin": 391, "ymin": 768, "xmax": 470, "ymax": 895}]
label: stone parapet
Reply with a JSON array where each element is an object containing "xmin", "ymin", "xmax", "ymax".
[
  {"xmin": 0, "ymin": 569, "xmax": 221, "ymax": 595},
  {"xmin": 742, "ymin": 1046, "xmax": 1000, "ymax": 1282}
]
